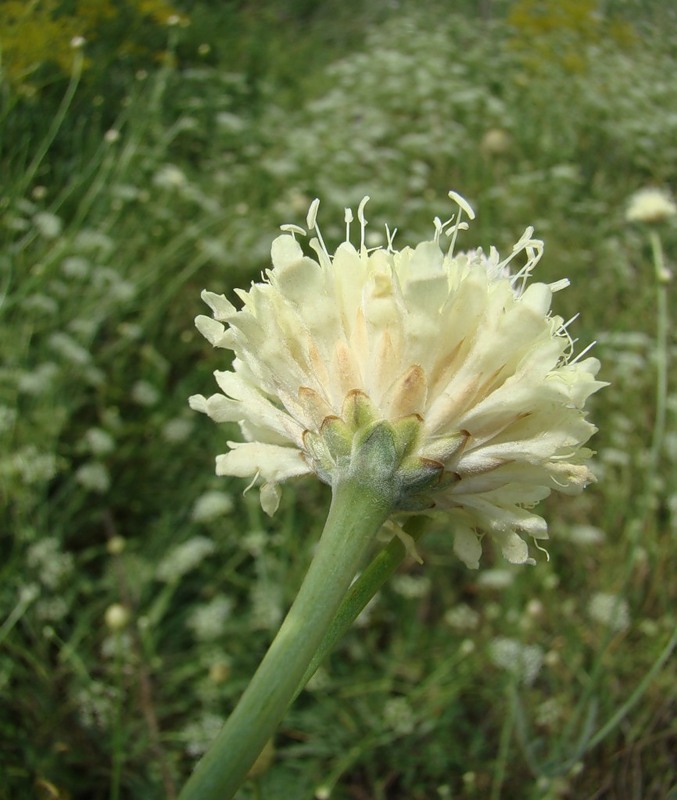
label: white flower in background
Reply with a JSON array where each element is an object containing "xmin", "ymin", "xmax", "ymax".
[
  {"xmin": 183, "ymin": 714, "xmax": 227, "ymax": 758},
  {"xmin": 191, "ymin": 193, "xmax": 604, "ymax": 568},
  {"xmin": 105, "ymin": 603, "xmax": 130, "ymax": 631},
  {"xmin": 187, "ymin": 595, "xmax": 233, "ymax": 640},
  {"xmin": 390, "ymin": 573, "xmax": 431, "ymax": 599},
  {"xmin": 75, "ymin": 683, "xmax": 116, "ymax": 731},
  {"xmin": 587, "ymin": 592, "xmax": 630, "ymax": 632},
  {"xmin": 480, "ymin": 128, "xmax": 512, "ymax": 157},
  {"xmin": 61, "ymin": 256, "xmax": 91, "ymax": 279},
  {"xmin": 162, "ymin": 416, "xmax": 194, "ymax": 443},
  {"xmin": 35, "ymin": 597, "xmax": 69, "ymax": 622},
  {"xmin": 75, "ymin": 462, "xmax": 111, "ymax": 493},
  {"xmin": 73, "ymin": 229, "xmax": 113, "ymax": 255},
  {"xmin": 476, "ymin": 568, "xmax": 516, "ymax": 590},
  {"xmin": 383, "ymin": 696, "xmax": 416, "ymax": 735},
  {"xmin": 488, "ymin": 636, "xmax": 544, "ymax": 685},
  {"xmin": 12, "ymin": 446, "xmax": 58, "ymax": 483},
  {"xmin": 26, "ymin": 537, "xmax": 74, "ymax": 589},
  {"xmin": 156, "ymin": 536, "xmax": 217, "ymax": 582},
  {"xmin": 131, "ymin": 380, "xmax": 160, "ymax": 406},
  {"xmin": 153, "ymin": 164, "xmax": 188, "ymax": 190},
  {"xmin": 561, "ymin": 523, "xmax": 606, "ymax": 545},
  {"xmin": 625, "ymin": 187, "xmax": 677, "ymax": 224},
  {"xmin": 191, "ymin": 490, "xmax": 235, "ymax": 522},
  {"xmin": 250, "ymin": 580, "xmax": 283, "ymax": 630},
  {"xmin": 444, "ymin": 603, "xmax": 481, "ymax": 631},
  {"xmin": 84, "ymin": 427, "xmax": 115, "ymax": 456},
  {"xmin": 33, "ymin": 211, "xmax": 63, "ymax": 239},
  {"xmin": 23, "ymin": 294, "xmax": 59, "ymax": 314},
  {"xmin": 48, "ymin": 332, "xmax": 91, "ymax": 365}
]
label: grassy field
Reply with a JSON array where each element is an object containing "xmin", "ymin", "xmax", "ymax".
[{"xmin": 1, "ymin": 1, "xmax": 676, "ymax": 798}]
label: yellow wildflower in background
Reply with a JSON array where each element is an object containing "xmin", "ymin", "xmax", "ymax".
[
  {"xmin": 191, "ymin": 193, "xmax": 604, "ymax": 568},
  {"xmin": 506, "ymin": 0, "xmax": 635, "ymax": 75},
  {"xmin": 0, "ymin": 0, "xmax": 188, "ymax": 95}
]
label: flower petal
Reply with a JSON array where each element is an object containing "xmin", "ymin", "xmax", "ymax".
[{"xmin": 215, "ymin": 442, "xmax": 311, "ymax": 484}]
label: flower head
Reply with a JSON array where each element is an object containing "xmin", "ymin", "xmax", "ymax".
[
  {"xmin": 190, "ymin": 193, "xmax": 604, "ymax": 567},
  {"xmin": 625, "ymin": 187, "xmax": 677, "ymax": 224}
]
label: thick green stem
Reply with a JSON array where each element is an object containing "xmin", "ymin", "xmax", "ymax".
[
  {"xmin": 295, "ymin": 516, "xmax": 428, "ymax": 700},
  {"xmin": 178, "ymin": 477, "xmax": 392, "ymax": 800}
]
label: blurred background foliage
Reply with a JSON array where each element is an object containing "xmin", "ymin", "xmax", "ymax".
[{"xmin": 1, "ymin": 1, "xmax": 676, "ymax": 798}]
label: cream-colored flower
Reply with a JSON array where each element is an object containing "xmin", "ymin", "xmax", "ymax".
[
  {"xmin": 104, "ymin": 603, "xmax": 130, "ymax": 631},
  {"xmin": 625, "ymin": 187, "xmax": 677, "ymax": 224},
  {"xmin": 190, "ymin": 193, "xmax": 604, "ymax": 568}
]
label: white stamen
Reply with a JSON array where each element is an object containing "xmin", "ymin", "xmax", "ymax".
[
  {"xmin": 549, "ymin": 278, "xmax": 570, "ymax": 293},
  {"xmin": 503, "ymin": 231, "xmax": 544, "ymax": 294},
  {"xmin": 533, "ymin": 538, "xmax": 551, "ymax": 562},
  {"xmin": 357, "ymin": 196, "xmax": 370, "ymax": 252},
  {"xmin": 306, "ymin": 198, "xmax": 320, "ymax": 230},
  {"xmin": 385, "ymin": 224, "xmax": 397, "ymax": 252},
  {"xmin": 344, "ymin": 208, "xmax": 354, "ymax": 243},
  {"xmin": 561, "ymin": 313, "xmax": 580, "ymax": 332},
  {"xmin": 445, "ymin": 221, "xmax": 469, "ymax": 235},
  {"xmin": 306, "ymin": 198, "xmax": 329, "ymax": 260},
  {"xmin": 445, "ymin": 192, "xmax": 474, "ymax": 256},
  {"xmin": 280, "ymin": 223, "xmax": 307, "ymax": 236},
  {"xmin": 556, "ymin": 314, "xmax": 579, "ymax": 357},
  {"xmin": 448, "ymin": 190, "xmax": 476, "ymax": 220},
  {"xmin": 243, "ymin": 471, "xmax": 260, "ymax": 494},
  {"xmin": 569, "ymin": 340, "xmax": 597, "ymax": 364}
]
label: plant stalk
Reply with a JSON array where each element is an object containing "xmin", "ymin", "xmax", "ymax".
[
  {"xmin": 647, "ymin": 229, "xmax": 670, "ymax": 475},
  {"xmin": 178, "ymin": 477, "xmax": 393, "ymax": 800},
  {"xmin": 295, "ymin": 516, "xmax": 428, "ymax": 701}
]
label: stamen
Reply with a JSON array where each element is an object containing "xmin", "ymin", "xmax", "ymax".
[
  {"xmin": 548, "ymin": 278, "xmax": 570, "ymax": 293},
  {"xmin": 243, "ymin": 471, "xmax": 260, "ymax": 494},
  {"xmin": 306, "ymin": 198, "xmax": 330, "ymax": 261},
  {"xmin": 561, "ymin": 313, "xmax": 580, "ymax": 332},
  {"xmin": 280, "ymin": 223, "xmax": 307, "ymax": 237},
  {"xmin": 569, "ymin": 339, "xmax": 597, "ymax": 364},
  {"xmin": 357, "ymin": 196, "xmax": 370, "ymax": 252},
  {"xmin": 503, "ymin": 231, "xmax": 544, "ymax": 294},
  {"xmin": 448, "ymin": 190, "xmax": 476, "ymax": 220},
  {"xmin": 344, "ymin": 208, "xmax": 353, "ymax": 243},
  {"xmin": 533, "ymin": 538, "xmax": 551, "ymax": 562},
  {"xmin": 306, "ymin": 198, "xmax": 320, "ymax": 230},
  {"xmin": 385, "ymin": 223, "xmax": 397, "ymax": 252},
  {"xmin": 447, "ymin": 222, "xmax": 470, "ymax": 233},
  {"xmin": 445, "ymin": 192, "xmax": 475, "ymax": 257},
  {"xmin": 555, "ymin": 314, "xmax": 579, "ymax": 357}
]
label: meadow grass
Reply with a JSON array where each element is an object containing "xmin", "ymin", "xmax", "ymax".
[{"xmin": 1, "ymin": 2, "xmax": 676, "ymax": 798}]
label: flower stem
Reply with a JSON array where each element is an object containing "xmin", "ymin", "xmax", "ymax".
[
  {"xmin": 177, "ymin": 477, "xmax": 393, "ymax": 800},
  {"xmin": 295, "ymin": 516, "xmax": 429, "ymax": 701},
  {"xmin": 648, "ymin": 229, "xmax": 670, "ymax": 476}
]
